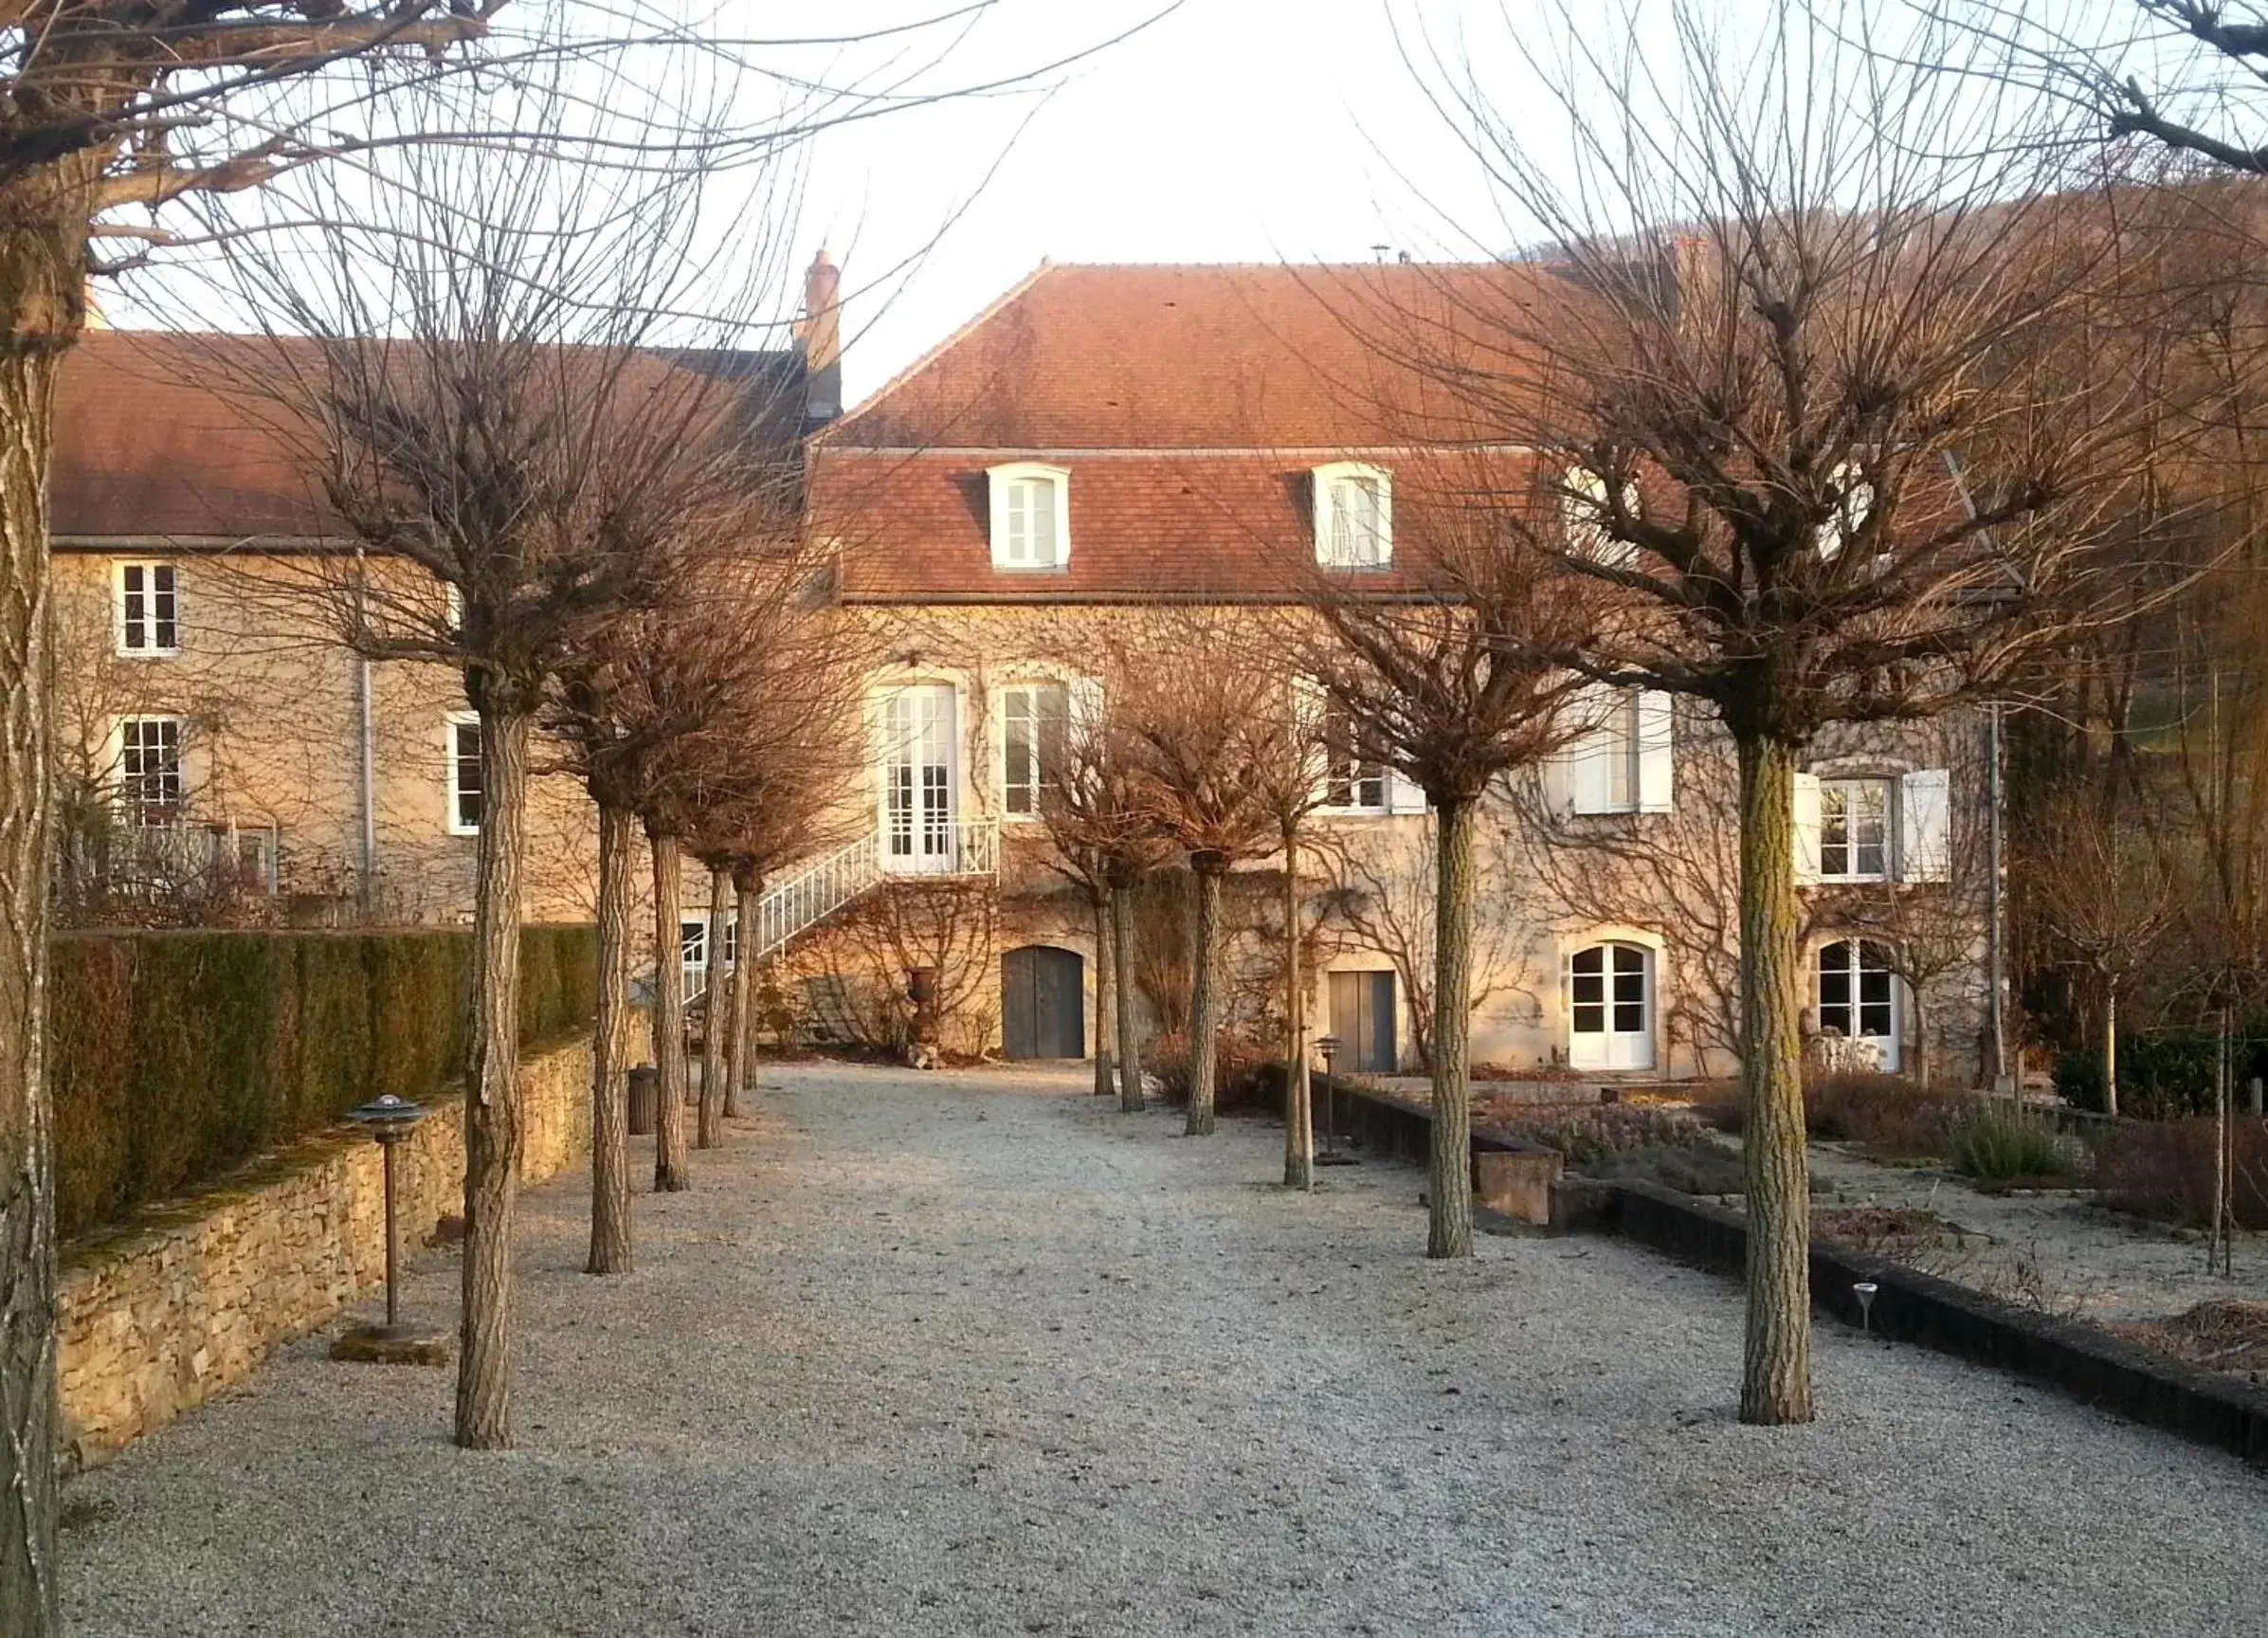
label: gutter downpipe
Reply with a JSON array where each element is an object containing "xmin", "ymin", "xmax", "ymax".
[{"xmin": 354, "ymin": 549, "xmax": 378, "ymax": 918}]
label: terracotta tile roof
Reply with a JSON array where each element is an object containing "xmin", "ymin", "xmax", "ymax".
[
  {"xmin": 826, "ymin": 262, "xmax": 1567, "ymax": 452},
  {"xmin": 50, "ymin": 329, "xmax": 807, "ymax": 546},
  {"xmin": 818, "ymin": 263, "xmax": 1565, "ymax": 599}
]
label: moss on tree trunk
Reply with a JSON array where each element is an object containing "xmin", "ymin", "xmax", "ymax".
[
  {"xmin": 586, "ymin": 802, "xmax": 635, "ymax": 1274},
  {"xmin": 728, "ymin": 875, "xmax": 760, "ymax": 1119},
  {"xmin": 1427, "ymin": 798, "xmax": 1477, "ymax": 1258},
  {"xmin": 1114, "ymin": 883, "xmax": 1143, "ymax": 1112},
  {"xmin": 696, "ymin": 865, "xmax": 730, "ymax": 1150},
  {"xmin": 649, "ymin": 831, "xmax": 690, "ymax": 1192},
  {"xmin": 1736, "ymin": 734, "xmax": 1814, "ymax": 1425},
  {"xmin": 1282, "ymin": 829, "xmax": 1313, "ymax": 1192},
  {"xmin": 1093, "ymin": 891, "xmax": 1116, "ymax": 1098},
  {"xmin": 1186, "ymin": 860, "xmax": 1225, "ymax": 1136},
  {"xmin": 457, "ymin": 701, "xmax": 530, "ymax": 1448}
]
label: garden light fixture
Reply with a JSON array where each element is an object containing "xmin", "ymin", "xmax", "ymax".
[
  {"xmin": 1853, "ymin": 1281, "xmax": 1879, "ymax": 1335},
  {"xmin": 332, "ymin": 1094, "xmax": 450, "ymax": 1365}
]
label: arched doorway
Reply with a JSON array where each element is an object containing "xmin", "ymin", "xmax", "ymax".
[
  {"xmin": 1002, "ymin": 945, "xmax": 1084, "ymax": 1060},
  {"xmin": 1568, "ymin": 941, "xmax": 1655, "ymax": 1071}
]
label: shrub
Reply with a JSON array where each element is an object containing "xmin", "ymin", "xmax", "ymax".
[
  {"xmin": 2054, "ymin": 1025, "xmax": 2268, "ymax": 1119},
  {"xmin": 1702, "ymin": 1072, "xmax": 1968, "ymax": 1159},
  {"xmin": 2095, "ymin": 1119, "xmax": 2268, "ymax": 1228},
  {"xmin": 52, "ymin": 924, "xmax": 598, "ymax": 1241},
  {"xmin": 1946, "ymin": 1110, "xmax": 2078, "ymax": 1184},
  {"xmin": 1488, "ymin": 1102, "xmax": 1718, "ymax": 1166}
]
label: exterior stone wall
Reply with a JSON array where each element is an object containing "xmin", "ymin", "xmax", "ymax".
[{"xmin": 55, "ymin": 1014, "xmax": 647, "ymax": 1468}]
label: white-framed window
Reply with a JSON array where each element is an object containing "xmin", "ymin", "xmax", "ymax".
[
  {"xmin": 114, "ymin": 716, "xmax": 184, "ymax": 825},
  {"xmin": 1322, "ymin": 699, "xmax": 1388, "ymax": 813},
  {"xmin": 114, "ymin": 561, "xmax": 180, "ymax": 656},
  {"xmin": 1817, "ymin": 937, "xmax": 1900, "ymax": 1070},
  {"xmin": 445, "ymin": 711, "xmax": 482, "ymax": 836},
  {"xmin": 1818, "ymin": 777, "xmax": 1890, "ymax": 881},
  {"xmin": 987, "ymin": 463, "xmax": 1071, "ymax": 571},
  {"xmin": 1815, "ymin": 459, "xmax": 1876, "ymax": 562},
  {"xmin": 1563, "ymin": 465, "xmax": 1638, "ymax": 568},
  {"xmin": 1566, "ymin": 685, "xmax": 1674, "ymax": 815},
  {"xmin": 1002, "ymin": 680, "xmax": 1069, "ymax": 817},
  {"xmin": 1568, "ymin": 940, "xmax": 1655, "ymax": 1071},
  {"xmin": 1313, "ymin": 462, "xmax": 1392, "ymax": 568}
]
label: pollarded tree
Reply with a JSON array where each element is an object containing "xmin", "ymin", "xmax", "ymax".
[
  {"xmin": 1040, "ymin": 692, "xmax": 1178, "ymax": 1113},
  {"xmin": 1297, "ymin": 466, "xmax": 1598, "ymax": 1257},
  {"xmin": 1116, "ymin": 617, "xmax": 1288, "ymax": 1136},
  {"xmin": 1399, "ymin": 0, "xmax": 2178, "ymax": 1415}
]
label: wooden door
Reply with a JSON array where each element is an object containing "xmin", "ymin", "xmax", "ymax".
[
  {"xmin": 1329, "ymin": 970, "xmax": 1397, "ymax": 1073},
  {"xmin": 1002, "ymin": 946, "xmax": 1085, "ymax": 1060}
]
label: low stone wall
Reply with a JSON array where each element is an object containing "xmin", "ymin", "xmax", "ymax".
[{"xmin": 56, "ymin": 1016, "xmax": 646, "ymax": 1468}]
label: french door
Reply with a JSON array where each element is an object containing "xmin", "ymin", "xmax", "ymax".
[
  {"xmin": 880, "ymin": 685, "xmax": 956, "ymax": 873},
  {"xmin": 1569, "ymin": 941, "xmax": 1655, "ymax": 1071}
]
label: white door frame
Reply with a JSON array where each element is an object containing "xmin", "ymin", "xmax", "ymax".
[
  {"xmin": 1568, "ymin": 940, "xmax": 1656, "ymax": 1071},
  {"xmin": 1816, "ymin": 937, "xmax": 1902, "ymax": 1073},
  {"xmin": 879, "ymin": 684, "xmax": 957, "ymax": 874}
]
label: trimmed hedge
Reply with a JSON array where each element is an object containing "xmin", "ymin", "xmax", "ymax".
[
  {"xmin": 2055, "ymin": 1025, "xmax": 2268, "ymax": 1120},
  {"xmin": 52, "ymin": 924, "xmax": 597, "ymax": 1241}
]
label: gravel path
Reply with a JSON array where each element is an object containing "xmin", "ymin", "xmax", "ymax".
[{"xmin": 60, "ymin": 1062, "xmax": 2268, "ymax": 1636}]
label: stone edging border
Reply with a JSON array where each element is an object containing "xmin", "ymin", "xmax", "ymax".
[{"xmin": 1322, "ymin": 1083, "xmax": 2268, "ymax": 1466}]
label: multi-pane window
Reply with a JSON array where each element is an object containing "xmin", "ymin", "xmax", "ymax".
[
  {"xmin": 1005, "ymin": 474, "xmax": 1061, "ymax": 568},
  {"xmin": 1562, "ymin": 467, "xmax": 1638, "ymax": 568},
  {"xmin": 447, "ymin": 714, "xmax": 482, "ymax": 835},
  {"xmin": 1818, "ymin": 939, "xmax": 1895, "ymax": 1043},
  {"xmin": 1322, "ymin": 701, "xmax": 1387, "ymax": 811},
  {"xmin": 1569, "ymin": 943, "xmax": 1648, "ymax": 1037},
  {"xmin": 1002, "ymin": 682, "xmax": 1068, "ymax": 816},
  {"xmin": 1819, "ymin": 778, "xmax": 1890, "ymax": 880},
  {"xmin": 1327, "ymin": 474, "xmax": 1387, "ymax": 567},
  {"xmin": 1601, "ymin": 690, "xmax": 1642, "ymax": 811},
  {"xmin": 116, "ymin": 717, "xmax": 183, "ymax": 824},
  {"xmin": 116, "ymin": 561, "xmax": 180, "ymax": 655}
]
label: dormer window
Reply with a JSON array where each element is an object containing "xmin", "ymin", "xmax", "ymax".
[
  {"xmin": 1815, "ymin": 459, "xmax": 1875, "ymax": 562},
  {"xmin": 1564, "ymin": 465, "xmax": 1638, "ymax": 568},
  {"xmin": 988, "ymin": 463, "xmax": 1071, "ymax": 572},
  {"xmin": 1314, "ymin": 462, "xmax": 1391, "ymax": 568}
]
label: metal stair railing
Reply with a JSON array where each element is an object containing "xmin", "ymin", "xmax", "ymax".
[{"xmin": 683, "ymin": 818, "xmax": 1002, "ymax": 1001}]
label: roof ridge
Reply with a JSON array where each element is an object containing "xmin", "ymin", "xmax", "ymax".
[{"xmin": 825, "ymin": 260, "xmax": 1060, "ymax": 442}]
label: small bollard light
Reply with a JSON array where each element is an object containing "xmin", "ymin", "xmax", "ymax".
[
  {"xmin": 333, "ymin": 1094, "xmax": 450, "ymax": 1366},
  {"xmin": 1853, "ymin": 1280, "xmax": 1880, "ymax": 1335},
  {"xmin": 1314, "ymin": 1034, "xmax": 1358, "ymax": 1167}
]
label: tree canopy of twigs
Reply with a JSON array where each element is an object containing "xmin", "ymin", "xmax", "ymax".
[{"xmin": 1386, "ymin": 0, "xmax": 2197, "ymax": 1422}]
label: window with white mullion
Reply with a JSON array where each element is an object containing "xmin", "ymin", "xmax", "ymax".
[
  {"xmin": 1007, "ymin": 476, "xmax": 1059, "ymax": 567},
  {"xmin": 117, "ymin": 717, "xmax": 184, "ymax": 824},
  {"xmin": 116, "ymin": 560, "xmax": 180, "ymax": 655},
  {"xmin": 1003, "ymin": 682, "xmax": 1068, "ymax": 816},
  {"xmin": 1321, "ymin": 700, "xmax": 1388, "ymax": 812},
  {"xmin": 1819, "ymin": 778, "xmax": 1890, "ymax": 881},
  {"xmin": 1331, "ymin": 476, "xmax": 1385, "ymax": 567},
  {"xmin": 447, "ymin": 714, "xmax": 483, "ymax": 835}
]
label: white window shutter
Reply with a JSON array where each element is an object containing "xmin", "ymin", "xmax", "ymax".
[
  {"xmin": 1793, "ymin": 771, "xmax": 1823, "ymax": 883},
  {"xmin": 1636, "ymin": 691, "xmax": 1675, "ymax": 812},
  {"xmin": 1069, "ymin": 676, "xmax": 1104, "ymax": 738},
  {"xmin": 1388, "ymin": 766, "xmax": 1428, "ymax": 814},
  {"xmin": 1311, "ymin": 469, "xmax": 1334, "ymax": 564},
  {"xmin": 1567, "ymin": 684, "xmax": 1614, "ymax": 815},
  {"xmin": 1290, "ymin": 675, "xmax": 1329, "ymax": 804},
  {"xmin": 1898, "ymin": 768, "xmax": 1951, "ymax": 883}
]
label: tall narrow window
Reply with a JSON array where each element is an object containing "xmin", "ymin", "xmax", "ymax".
[
  {"xmin": 1313, "ymin": 463, "xmax": 1392, "ymax": 568},
  {"xmin": 1322, "ymin": 700, "xmax": 1388, "ymax": 811},
  {"xmin": 1819, "ymin": 779, "xmax": 1890, "ymax": 881},
  {"xmin": 1817, "ymin": 938, "xmax": 1898, "ymax": 1068},
  {"xmin": 1568, "ymin": 940, "xmax": 1654, "ymax": 1070},
  {"xmin": 1002, "ymin": 682, "xmax": 1069, "ymax": 816},
  {"xmin": 116, "ymin": 561, "xmax": 180, "ymax": 656},
  {"xmin": 116, "ymin": 717, "xmax": 183, "ymax": 824},
  {"xmin": 447, "ymin": 713, "xmax": 482, "ymax": 835}
]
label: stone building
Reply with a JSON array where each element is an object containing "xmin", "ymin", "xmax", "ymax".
[{"xmin": 48, "ymin": 254, "xmax": 1996, "ymax": 1086}]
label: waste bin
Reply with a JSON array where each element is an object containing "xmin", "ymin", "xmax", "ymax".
[{"xmin": 627, "ymin": 1065, "xmax": 659, "ymax": 1136}]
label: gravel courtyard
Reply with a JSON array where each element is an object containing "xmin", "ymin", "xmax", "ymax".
[{"xmin": 60, "ymin": 1063, "xmax": 2268, "ymax": 1636}]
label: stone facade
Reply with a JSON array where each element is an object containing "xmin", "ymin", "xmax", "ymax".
[{"xmin": 55, "ymin": 1015, "xmax": 645, "ymax": 1467}]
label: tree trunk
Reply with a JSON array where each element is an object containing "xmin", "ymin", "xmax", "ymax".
[
  {"xmin": 727, "ymin": 876, "xmax": 760, "ymax": 1119},
  {"xmin": 1908, "ymin": 985, "xmax": 1931, "ymax": 1093},
  {"xmin": 1735, "ymin": 734, "xmax": 1814, "ymax": 1426},
  {"xmin": 1186, "ymin": 861, "xmax": 1225, "ymax": 1136},
  {"xmin": 697, "ymin": 864, "xmax": 731, "ymax": 1150},
  {"xmin": 2102, "ymin": 983, "xmax": 2119, "ymax": 1119},
  {"xmin": 0, "ymin": 279, "xmax": 71, "ymax": 1634},
  {"xmin": 1283, "ymin": 829, "xmax": 1313, "ymax": 1192},
  {"xmin": 649, "ymin": 830, "xmax": 691, "ymax": 1192},
  {"xmin": 1114, "ymin": 882, "xmax": 1144, "ymax": 1112},
  {"xmin": 2213, "ymin": 1006, "xmax": 2231, "ymax": 1276},
  {"xmin": 587, "ymin": 802, "xmax": 635, "ymax": 1275},
  {"xmin": 1092, "ymin": 891, "xmax": 1116, "ymax": 1097},
  {"xmin": 1428, "ymin": 798, "xmax": 1477, "ymax": 1258},
  {"xmin": 457, "ymin": 701, "xmax": 531, "ymax": 1449}
]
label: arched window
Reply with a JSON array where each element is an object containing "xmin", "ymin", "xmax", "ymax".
[
  {"xmin": 1568, "ymin": 940, "xmax": 1655, "ymax": 1070},
  {"xmin": 1816, "ymin": 938, "xmax": 1899, "ymax": 1070},
  {"xmin": 1814, "ymin": 460, "xmax": 1875, "ymax": 562}
]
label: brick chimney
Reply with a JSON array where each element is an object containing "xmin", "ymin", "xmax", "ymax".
[{"xmin": 795, "ymin": 247, "xmax": 842, "ymax": 426}]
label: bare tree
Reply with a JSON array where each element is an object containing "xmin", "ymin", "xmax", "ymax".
[
  {"xmin": 1298, "ymin": 468, "xmax": 1596, "ymax": 1259},
  {"xmin": 1395, "ymin": 0, "xmax": 2179, "ymax": 1413},
  {"xmin": 1116, "ymin": 618, "xmax": 1293, "ymax": 1137}
]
